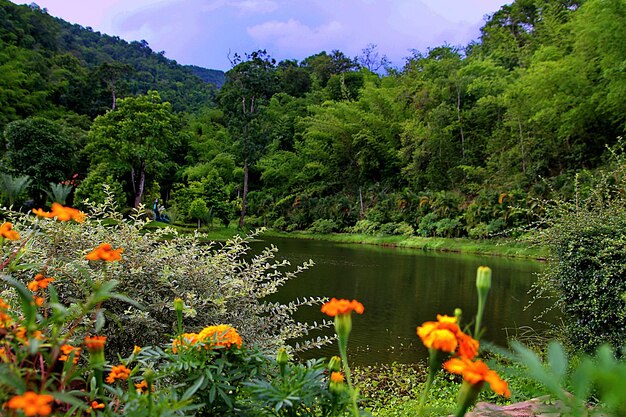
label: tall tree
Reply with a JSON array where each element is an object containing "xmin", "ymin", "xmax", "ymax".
[
  {"xmin": 86, "ymin": 91, "xmax": 180, "ymax": 208},
  {"xmin": 219, "ymin": 50, "xmax": 277, "ymax": 227}
]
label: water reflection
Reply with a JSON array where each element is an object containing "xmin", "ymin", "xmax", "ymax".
[{"xmin": 251, "ymin": 237, "xmax": 552, "ymax": 365}]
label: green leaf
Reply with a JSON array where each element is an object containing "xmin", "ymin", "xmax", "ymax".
[
  {"xmin": 1, "ymin": 275, "xmax": 36, "ymax": 327},
  {"xmin": 182, "ymin": 375, "xmax": 205, "ymax": 401},
  {"xmin": 94, "ymin": 310, "xmax": 105, "ymax": 332},
  {"xmin": 547, "ymin": 341, "xmax": 568, "ymax": 382}
]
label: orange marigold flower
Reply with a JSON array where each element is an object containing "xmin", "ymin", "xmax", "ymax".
[
  {"xmin": 0, "ymin": 297, "xmax": 12, "ymax": 327},
  {"xmin": 59, "ymin": 344, "xmax": 81, "ymax": 364},
  {"xmin": 321, "ymin": 298, "xmax": 365, "ymax": 316},
  {"xmin": 7, "ymin": 391, "xmax": 54, "ymax": 416},
  {"xmin": 32, "ymin": 208, "xmax": 54, "ymax": 218},
  {"xmin": 14, "ymin": 326, "xmax": 44, "ymax": 344},
  {"xmin": 27, "ymin": 274, "xmax": 55, "ymax": 292},
  {"xmin": 33, "ymin": 296, "xmax": 45, "ymax": 307},
  {"xmin": 330, "ymin": 371, "xmax": 344, "ymax": 383},
  {"xmin": 417, "ymin": 315, "xmax": 461, "ymax": 353},
  {"xmin": 135, "ymin": 380, "xmax": 149, "ymax": 393},
  {"xmin": 0, "ymin": 347, "xmax": 9, "ymax": 362},
  {"xmin": 0, "ymin": 222, "xmax": 20, "ymax": 240},
  {"xmin": 106, "ymin": 364, "xmax": 132, "ymax": 384},
  {"xmin": 87, "ymin": 400, "xmax": 106, "ymax": 412},
  {"xmin": 84, "ymin": 335, "xmax": 106, "ymax": 352},
  {"xmin": 33, "ymin": 203, "xmax": 85, "ymax": 222},
  {"xmin": 85, "ymin": 243, "xmax": 124, "ymax": 262},
  {"xmin": 457, "ymin": 332, "xmax": 480, "ymax": 360},
  {"xmin": 444, "ymin": 357, "xmax": 511, "ymax": 397},
  {"xmin": 198, "ymin": 324, "xmax": 243, "ymax": 349},
  {"xmin": 171, "ymin": 333, "xmax": 199, "ymax": 353}
]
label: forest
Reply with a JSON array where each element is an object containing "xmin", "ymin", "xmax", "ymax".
[{"xmin": 1, "ymin": 0, "xmax": 625, "ymax": 238}]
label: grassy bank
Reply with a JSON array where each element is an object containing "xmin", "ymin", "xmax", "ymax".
[
  {"xmin": 143, "ymin": 222, "xmax": 545, "ymax": 259},
  {"xmin": 263, "ymin": 230, "xmax": 546, "ymax": 260}
]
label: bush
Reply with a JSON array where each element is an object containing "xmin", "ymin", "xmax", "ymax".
[
  {"xmin": 307, "ymin": 218, "xmax": 339, "ymax": 234},
  {"xmin": 535, "ymin": 204, "xmax": 626, "ymax": 353},
  {"xmin": 2, "ymin": 192, "xmax": 330, "ymax": 357},
  {"xmin": 349, "ymin": 219, "xmax": 380, "ymax": 235},
  {"xmin": 417, "ymin": 212, "xmax": 438, "ymax": 237},
  {"xmin": 533, "ymin": 145, "xmax": 626, "ymax": 353},
  {"xmin": 272, "ymin": 216, "xmax": 288, "ymax": 231}
]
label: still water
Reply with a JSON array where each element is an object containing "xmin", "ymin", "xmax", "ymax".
[{"xmin": 252, "ymin": 236, "xmax": 551, "ymax": 365}]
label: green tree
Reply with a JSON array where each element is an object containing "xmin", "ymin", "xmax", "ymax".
[
  {"xmin": 86, "ymin": 91, "xmax": 180, "ymax": 208},
  {"xmin": 188, "ymin": 197, "xmax": 209, "ymax": 229},
  {"xmin": 219, "ymin": 50, "xmax": 278, "ymax": 228},
  {"xmin": 3, "ymin": 117, "xmax": 78, "ymax": 204}
]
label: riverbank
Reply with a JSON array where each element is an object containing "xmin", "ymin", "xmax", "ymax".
[
  {"xmin": 262, "ymin": 230, "xmax": 546, "ymax": 260},
  {"xmin": 145, "ymin": 222, "xmax": 546, "ymax": 260}
]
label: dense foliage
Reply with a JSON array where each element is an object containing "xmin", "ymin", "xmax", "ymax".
[
  {"xmin": 531, "ymin": 145, "xmax": 626, "ymax": 353},
  {"xmin": 2, "ymin": 0, "xmax": 625, "ymax": 240}
]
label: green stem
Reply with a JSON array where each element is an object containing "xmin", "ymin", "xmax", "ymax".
[
  {"xmin": 338, "ymin": 338, "xmax": 359, "ymax": 417},
  {"xmin": 475, "ymin": 298, "xmax": 485, "ymax": 338},
  {"xmin": 417, "ymin": 365, "xmax": 436, "ymax": 417}
]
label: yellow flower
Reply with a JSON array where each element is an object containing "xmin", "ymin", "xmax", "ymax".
[
  {"xmin": 86, "ymin": 243, "xmax": 124, "ymax": 262},
  {"xmin": 321, "ymin": 298, "xmax": 365, "ymax": 316},
  {"xmin": 444, "ymin": 357, "xmax": 511, "ymax": 397},
  {"xmin": 171, "ymin": 333, "xmax": 199, "ymax": 353},
  {"xmin": 133, "ymin": 345, "xmax": 142, "ymax": 354},
  {"xmin": 7, "ymin": 391, "xmax": 54, "ymax": 416},
  {"xmin": 0, "ymin": 222, "xmax": 20, "ymax": 240},
  {"xmin": 198, "ymin": 324, "xmax": 242, "ymax": 349},
  {"xmin": 106, "ymin": 364, "xmax": 131, "ymax": 384}
]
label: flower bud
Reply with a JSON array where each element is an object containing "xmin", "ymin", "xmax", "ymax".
[
  {"xmin": 327, "ymin": 355, "xmax": 342, "ymax": 372},
  {"xmin": 476, "ymin": 266, "xmax": 492, "ymax": 292},
  {"xmin": 276, "ymin": 348, "xmax": 289, "ymax": 366},
  {"xmin": 173, "ymin": 298, "xmax": 184, "ymax": 313},
  {"xmin": 454, "ymin": 308, "xmax": 463, "ymax": 322},
  {"xmin": 329, "ymin": 371, "xmax": 346, "ymax": 394},
  {"xmin": 143, "ymin": 368, "xmax": 156, "ymax": 384}
]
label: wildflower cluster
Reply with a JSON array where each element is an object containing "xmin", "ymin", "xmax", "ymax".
[
  {"xmin": 171, "ymin": 324, "xmax": 242, "ymax": 353},
  {"xmin": 415, "ymin": 266, "xmax": 510, "ymax": 417}
]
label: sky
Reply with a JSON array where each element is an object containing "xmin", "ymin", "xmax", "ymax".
[{"xmin": 15, "ymin": 0, "xmax": 512, "ymax": 71}]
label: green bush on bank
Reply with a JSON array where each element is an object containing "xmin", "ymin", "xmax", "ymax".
[{"xmin": 533, "ymin": 145, "xmax": 626, "ymax": 353}]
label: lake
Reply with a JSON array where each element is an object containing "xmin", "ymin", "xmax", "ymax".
[{"xmin": 252, "ymin": 236, "xmax": 553, "ymax": 365}]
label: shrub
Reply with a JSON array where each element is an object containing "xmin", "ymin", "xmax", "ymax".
[
  {"xmin": 349, "ymin": 219, "xmax": 380, "ymax": 235},
  {"xmin": 533, "ymin": 144, "xmax": 626, "ymax": 353},
  {"xmin": 417, "ymin": 212, "xmax": 438, "ymax": 237},
  {"xmin": 534, "ymin": 204, "xmax": 626, "ymax": 353},
  {"xmin": 393, "ymin": 222, "xmax": 415, "ymax": 237},
  {"xmin": 3, "ymin": 192, "xmax": 330, "ymax": 357},
  {"xmin": 377, "ymin": 222, "xmax": 415, "ymax": 236},
  {"xmin": 307, "ymin": 218, "xmax": 339, "ymax": 234}
]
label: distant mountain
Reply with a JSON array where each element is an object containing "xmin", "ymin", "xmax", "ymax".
[
  {"xmin": 0, "ymin": 0, "xmax": 221, "ymax": 127},
  {"xmin": 185, "ymin": 65, "xmax": 226, "ymax": 89}
]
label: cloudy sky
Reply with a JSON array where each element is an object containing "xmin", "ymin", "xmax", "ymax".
[{"xmin": 15, "ymin": 0, "xmax": 511, "ymax": 71}]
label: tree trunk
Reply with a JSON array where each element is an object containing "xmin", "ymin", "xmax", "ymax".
[
  {"xmin": 456, "ymin": 86, "xmax": 465, "ymax": 160},
  {"xmin": 133, "ymin": 163, "xmax": 146, "ymax": 208},
  {"xmin": 238, "ymin": 159, "xmax": 249, "ymax": 228}
]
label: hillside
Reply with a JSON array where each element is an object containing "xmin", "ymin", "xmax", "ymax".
[{"xmin": 0, "ymin": 0, "xmax": 223, "ymax": 128}]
